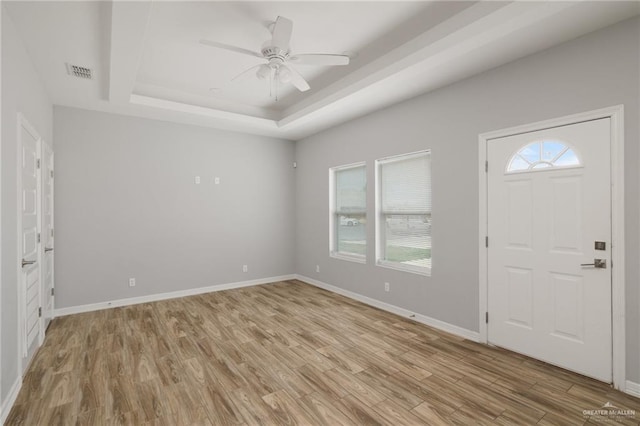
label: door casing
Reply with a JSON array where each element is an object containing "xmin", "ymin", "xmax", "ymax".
[
  {"xmin": 478, "ymin": 105, "xmax": 625, "ymax": 391},
  {"xmin": 41, "ymin": 142, "xmax": 54, "ymax": 329}
]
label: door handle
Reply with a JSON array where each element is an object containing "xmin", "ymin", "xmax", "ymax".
[
  {"xmin": 44, "ymin": 247, "xmax": 54, "ymax": 253},
  {"xmin": 580, "ymin": 259, "xmax": 607, "ymax": 269},
  {"xmin": 21, "ymin": 259, "xmax": 36, "ymax": 268}
]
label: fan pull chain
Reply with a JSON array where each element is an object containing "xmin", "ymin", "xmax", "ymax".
[{"xmin": 269, "ymin": 68, "xmax": 273, "ymax": 98}]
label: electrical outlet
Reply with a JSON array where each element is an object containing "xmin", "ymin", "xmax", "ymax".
[
  {"xmin": 129, "ymin": 278, "xmax": 136, "ymax": 287},
  {"xmin": 194, "ymin": 176, "xmax": 201, "ymax": 184},
  {"xmin": 316, "ymin": 265, "xmax": 320, "ymax": 273},
  {"xmin": 243, "ymin": 265, "xmax": 248, "ymax": 273},
  {"xmin": 384, "ymin": 282, "xmax": 390, "ymax": 292}
]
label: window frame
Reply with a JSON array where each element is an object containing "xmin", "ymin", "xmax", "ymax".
[
  {"xmin": 329, "ymin": 162, "xmax": 367, "ymax": 263},
  {"xmin": 375, "ymin": 150, "xmax": 432, "ymax": 276}
]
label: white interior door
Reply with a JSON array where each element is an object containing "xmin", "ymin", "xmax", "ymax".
[
  {"xmin": 19, "ymin": 116, "xmax": 42, "ymax": 365},
  {"xmin": 487, "ymin": 118, "xmax": 612, "ymax": 382},
  {"xmin": 41, "ymin": 143, "xmax": 54, "ymax": 329}
]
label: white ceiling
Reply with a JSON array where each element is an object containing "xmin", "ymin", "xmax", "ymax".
[{"xmin": 4, "ymin": 1, "xmax": 639, "ymax": 140}]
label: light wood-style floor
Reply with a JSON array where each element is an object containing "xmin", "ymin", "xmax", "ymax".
[{"xmin": 5, "ymin": 280, "xmax": 640, "ymax": 425}]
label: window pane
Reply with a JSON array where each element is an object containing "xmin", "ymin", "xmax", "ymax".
[
  {"xmin": 519, "ymin": 144, "xmax": 540, "ymax": 163},
  {"xmin": 333, "ymin": 164, "xmax": 366, "ymax": 259},
  {"xmin": 336, "ymin": 166, "xmax": 366, "ymax": 213},
  {"xmin": 554, "ymin": 149, "xmax": 580, "ymax": 166},
  {"xmin": 377, "ymin": 150, "xmax": 432, "ymax": 274},
  {"xmin": 382, "ymin": 154, "xmax": 431, "ymax": 213},
  {"xmin": 384, "ymin": 214, "xmax": 431, "ymax": 268},
  {"xmin": 532, "ymin": 162, "xmax": 552, "ymax": 169},
  {"xmin": 508, "ymin": 155, "xmax": 530, "ymax": 171},
  {"xmin": 337, "ymin": 214, "xmax": 367, "ymax": 256},
  {"xmin": 542, "ymin": 141, "xmax": 566, "ymax": 162}
]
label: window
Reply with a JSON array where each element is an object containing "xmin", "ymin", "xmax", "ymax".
[
  {"xmin": 376, "ymin": 151, "xmax": 431, "ymax": 274},
  {"xmin": 506, "ymin": 140, "xmax": 581, "ymax": 173},
  {"xmin": 330, "ymin": 163, "xmax": 366, "ymax": 262}
]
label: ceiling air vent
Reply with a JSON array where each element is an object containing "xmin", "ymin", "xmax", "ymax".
[{"xmin": 66, "ymin": 63, "xmax": 92, "ymax": 79}]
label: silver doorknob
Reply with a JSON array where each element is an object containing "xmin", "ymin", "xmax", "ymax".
[
  {"xmin": 580, "ymin": 259, "xmax": 607, "ymax": 269},
  {"xmin": 44, "ymin": 247, "xmax": 54, "ymax": 253},
  {"xmin": 21, "ymin": 259, "xmax": 36, "ymax": 268}
]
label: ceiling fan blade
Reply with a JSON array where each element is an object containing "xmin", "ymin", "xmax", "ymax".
[
  {"xmin": 199, "ymin": 39, "xmax": 263, "ymax": 59},
  {"xmin": 290, "ymin": 54, "xmax": 350, "ymax": 66},
  {"xmin": 271, "ymin": 16, "xmax": 293, "ymax": 50},
  {"xmin": 231, "ymin": 64, "xmax": 263, "ymax": 82},
  {"xmin": 281, "ymin": 65, "xmax": 310, "ymax": 92}
]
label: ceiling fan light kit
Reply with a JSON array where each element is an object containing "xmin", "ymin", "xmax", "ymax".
[
  {"xmin": 278, "ymin": 67, "xmax": 292, "ymax": 83},
  {"xmin": 200, "ymin": 15, "xmax": 351, "ymax": 99},
  {"xmin": 256, "ymin": 64, "xmax": 272, "ymax": 80}
]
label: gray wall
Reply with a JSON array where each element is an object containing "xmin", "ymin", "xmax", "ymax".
[
  {"xmin": 1, "ymin": 7, "xmax": 53, "ymax": 402},
  {"xmin": 295, "ymin": 17, "xmax": 640, "ymax": 382},
  {"xmin": 53, "ymin": 107, "xmax": 295, "ymax": 308}
]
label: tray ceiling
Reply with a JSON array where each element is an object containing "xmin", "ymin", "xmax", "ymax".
[{"xmin": 4, "ymin": 1, "xmax": 639, "ymax": 140}]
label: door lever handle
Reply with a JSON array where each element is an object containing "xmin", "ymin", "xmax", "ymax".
[
  {"xmin": 21, "ymin": 259, "xmax": 36, "ymax": 268},
  {"xmin": 580, "ymin": 259, "xmax": 607, "ymax": 269},
  {"xmin": 44, "ymin": 247, "xmax": 54, "ymax": 253}
]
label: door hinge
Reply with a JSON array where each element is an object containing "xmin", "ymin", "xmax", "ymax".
[
  {"xmin": 37, "ymin": 159, "xmax": 41, "ymax": 169},
  {"xmin": 37, "ymin": 233, "xmax": 41, "ymax": 243},
  {"xmin": 485, "ymin": 161, "xmax": 488, "ymax": 173},
  {"xmin": 50, "ymin": 170, "xmax": 54, "ymax": 178},
  {"xmin": 38, "ymin": 307, "xmax": 42, "ymax": 318},
  {"xmin": 485, "ymin": 312, "xmax": 489, "ymax": 323},
  {"xmin": 51, "ymin": 228, "xmax": 54, "ymax": 237},
  {"xmin": 485, "ymin": 236, "xmax": 489, "ymax": 248},
  {"xmin": 51, "ymin": 288, "xmax": 55, "ymax": 296}
]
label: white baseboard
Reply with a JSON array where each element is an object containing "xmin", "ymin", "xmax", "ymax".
[
  {"xmin": 626, "ymin": 380, "xmax": 640, "ymax": 398},
  {"xmin": 1, "ymin": 376, "xmax": 22, "ymax": 424},
  {"xmin": 295, "ymin": 275, "xmax": 480, "ymax": 342},
  {"xmin": 53, "ymin": 274, "xmax": 296, "ymax": 317}
]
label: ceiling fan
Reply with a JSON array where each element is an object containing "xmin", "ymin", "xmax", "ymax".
[{"xmin": 200, "ymin": 16, "xmax": 350, "ymax": 99}]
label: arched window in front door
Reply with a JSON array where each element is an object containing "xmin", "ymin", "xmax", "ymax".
[{"xmin": 506, "ymin": 140, "xmax": 581, "ymax": 173}]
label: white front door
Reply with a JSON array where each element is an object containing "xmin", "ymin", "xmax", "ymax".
[
  {"xmin": 487, "ymin": 118, "xmax": 612, "ymax": 382},
  {"xmin": 41, "ymin": 143, "xmax": 54, "ymax": 329},
  {"xmin": 19, "ymin": 116, "xmax": 42, "ymax": 366}
]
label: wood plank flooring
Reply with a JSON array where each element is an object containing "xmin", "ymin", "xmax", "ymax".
[{"xmin": 5, "ymin": 280, "xmax": 640, "ymax": 425}]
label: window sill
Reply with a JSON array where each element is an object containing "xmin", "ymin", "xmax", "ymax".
[
  {"xmin": 330, "ymin": 252, "xmax": 367, "ymax": 264},
  {"xmin": 376, "ymin": 260, "xmax": 431, "ymax": 276}
]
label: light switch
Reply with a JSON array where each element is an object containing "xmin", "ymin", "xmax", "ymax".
[
  {"xmin": 194, "ymin": 176, "xmax": 201, "ymax": 184},
  {"xmin": 214, "ymin": 177, "xmax": 220, "ymax": 185}
]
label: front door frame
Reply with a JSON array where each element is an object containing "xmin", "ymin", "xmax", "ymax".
[{"xmin": 478, "ymin": 105, "xmax": 625, "ymax": 391}]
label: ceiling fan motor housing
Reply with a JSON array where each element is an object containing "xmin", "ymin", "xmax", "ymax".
[{"xmin": 261, "ymin": 46, "xmax": 290, "ymax": 63}]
